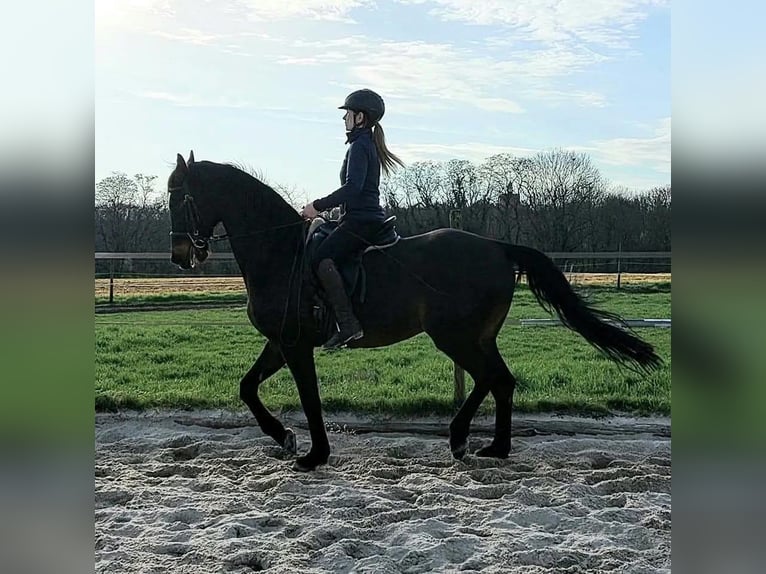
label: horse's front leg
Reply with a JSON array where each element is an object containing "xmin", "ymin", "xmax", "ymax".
[
  {"xmin": 240, "ymin": 340, "xmax": 296, "ymax": 454},
  {"xmin": 281, "ymin": 343, "xmax": 330, "ymax": 472}
]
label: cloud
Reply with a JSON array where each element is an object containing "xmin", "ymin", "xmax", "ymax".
[
  {"xmin": 133, "ymin": 91, "xmax": 292, "ymax": 111},
  {"xmin": 97, "ymin": 0, "xmax": 373, "ymax": 34},
  {"xmin": 525, "ymin": 89, "xmax": 609, "ymax": 108},
  {"xmin": 236, "ymin": 0, "xmax": 374, "ymax": 22},
  {"xmin": 578, "ymin": 117, "xmax": 671, "ymax": 173},
  {"xmin": 98, "ymin": 4, "xmax": 619, "ymax": 113},
  {"xmin": 394, "ymin": 0, "xmax": 668, "ymax": 48},
  {"xmin": 396, "ymin": 142, "xmax": 539, "ymax": 164},
  {"xmin": 474, "ymin": 98, "xmax": 525, "ymax": 113},
  {"xmin": 151, "ymin": 28, "xmax": 222, "ymax": 45},
  {"xmin": 281, "ymin": 37, "xmax": 594, "ymax": 113},
  {"xmin": 277, "ymin": 51, "xmax": 350, "ymax": 65}
]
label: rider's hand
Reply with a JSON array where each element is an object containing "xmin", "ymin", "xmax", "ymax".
[{"xmin": 301, "ymin": 203, "xmax": 319, "ymax": 220}]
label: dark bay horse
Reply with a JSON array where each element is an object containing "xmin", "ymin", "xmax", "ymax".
[{"xmin": 168, "ymin": 152, "xmax": 662, "ymax": 472}]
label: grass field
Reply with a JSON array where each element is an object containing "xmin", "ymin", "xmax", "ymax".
[{"xmin": 95, "ymin": 280, "xmax": 671, "ymax": 417}]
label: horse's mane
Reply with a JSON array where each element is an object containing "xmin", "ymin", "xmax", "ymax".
[
  {"xmin": 194, "ymin": 160, "xmax": 298, "ymax": 215},
  {"xmin": 225, "ymin": 161, "xmax": 268, "ymax": 183}
]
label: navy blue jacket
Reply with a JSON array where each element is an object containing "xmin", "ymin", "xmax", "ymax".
[{"xmin": 312, "ymin": 127, "xmax": 386, "ymax": 222}]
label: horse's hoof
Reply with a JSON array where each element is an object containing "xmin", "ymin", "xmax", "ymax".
[
  {"xmin": 292, "ymin": 459, "xmax": 312, "ymax": 472},
  {"xmin": 282, "ymin": 428, "xmax": 297, "ymax": 454},
  {"xmin": 451, "ymin": 440, "xmax": 468, "ymax": 460},
  {"xmin": 291, "ymin": 454, "xmax": 324, "ymax": 472},
  {"xmin": 475, "ymin": 444, "xmax": 509, "ymax": 459}
]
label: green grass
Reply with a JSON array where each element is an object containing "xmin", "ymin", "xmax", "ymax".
[{"xmin": 95, "ymin": 285, "xmax": 671, "ymax": 416}]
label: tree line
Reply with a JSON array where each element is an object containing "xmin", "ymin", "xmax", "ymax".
[{"xmin": 95, "ymin": 149, "xmax": 670, "ymax": 276}]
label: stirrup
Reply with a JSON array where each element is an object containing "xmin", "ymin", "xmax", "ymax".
[{"xmin": 322, "ymin": 328, "xmax": 364, "ymax": 350}]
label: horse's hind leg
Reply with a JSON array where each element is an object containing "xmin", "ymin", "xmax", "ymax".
[
  {"xmin": 450, "ymin": 373, "xmax": 490, "ymax": 459},
  {"xmin": 475, "ymin": 341, "xmax": 516, "ymax": 459},
  {"xmin": 240, "ymin": 340, "xmax": 296, "ymax": 454},
  {"xmin": 429, "ymin": 329, "xmax": 517, "ymax": 460},
  {"xmin": 427, "ymin": 334, "xmax": 491, "ymax": 459}
]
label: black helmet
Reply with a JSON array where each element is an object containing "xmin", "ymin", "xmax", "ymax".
[{"xmin": 338, "ymin": 89, "xmax": 385, "ymax": 122}]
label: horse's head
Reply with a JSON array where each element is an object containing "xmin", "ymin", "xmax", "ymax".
[{"xmin": 167, "ymin": 150, "xmax": 218, "ymax": 269}]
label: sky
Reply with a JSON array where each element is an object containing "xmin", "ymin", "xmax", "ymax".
[{"xmin": 95, "ymin": 0, "xmax": 670, "ymax": 204}]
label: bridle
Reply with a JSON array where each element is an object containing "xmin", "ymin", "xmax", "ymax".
[
  {"xmin": 168, "ymin": 185, "xmax": 228, "ymax": 250},
  {"xmin": 169, "ymin": 185, "xmax": 306, "ymax": 250},
  {"xmin": 168, "ymin": 182, "xmax": 308, "ymax": 346}
]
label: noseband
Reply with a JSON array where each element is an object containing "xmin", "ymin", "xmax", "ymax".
[{"xmin": 168, "ymin": 186, "xmax": 226, "ymax": 250}]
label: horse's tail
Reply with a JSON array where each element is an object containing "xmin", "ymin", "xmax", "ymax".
[{"xmin": 504, "ymin": 244, "xmax": 663, "ymax": 373}]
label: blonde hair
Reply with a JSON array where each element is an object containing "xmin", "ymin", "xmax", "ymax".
[{"xmin": 370, "ymin": 121, "xmax": 405, "ymax": 177}]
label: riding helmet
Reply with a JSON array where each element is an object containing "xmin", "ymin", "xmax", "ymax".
[{"xmin": 339, "ymin": 89, "xmax": 385, "ymax": 122}]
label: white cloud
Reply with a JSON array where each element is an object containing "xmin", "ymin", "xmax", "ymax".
[
  {"xmin": 97, "ymin": 0, "xmax": 373, "ymax": 32},
  {"xmin": 525, "ymin": 89, "xmax": 609, "ymax": 108},
  {"xmin": 96, "ymin": 0, "xmax": 177, "ymax": 30},
  {"xmin": 134, "ymin": 91, "xmax": 292, "ymax": 111},
  {"xmin": 151, "ymin": 28, "xmax": 222, "ymax": 45},
  {"xmin": 579, "ymin": 117, "xmax": 671, "ymax": 173},
  {"xmin": 98, "ymin": 3, "xmax": 617, "ymax": 112},
  {"xmin": 394, "ymin": 0, "xmax": 668, "ymax": 48},
  {"xmin": 281, "ymin": 37, "xmax": 597, "ymax": 113},
  {"xmin": 235, "ymin": 0, "xmax": 374, "ymax": 22},
  {"xmin": 278, "ymin": 51, "xmax": 350, "ymax": 65},
  {"xmin": 473, "ymin": 98, "xmax": 525, "ymax": 113},
  {"xmin": 393, "ymin": 118, "xmax": 671, "ymax": 189},
  {"xmin": 396, "ymin": 142, "xmax": 539, "ymax": 164}
]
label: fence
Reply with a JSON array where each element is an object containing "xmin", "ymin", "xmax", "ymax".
[
  {"xmin": 95, "ymin": 250, "xmax": 671, "ymax": 304},
  {"xmin": 95, "ymin": 250, "xmax": 671, "ymax": 407}
]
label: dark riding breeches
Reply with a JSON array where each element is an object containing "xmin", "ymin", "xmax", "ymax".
[{"xmin": 311, "ymin": 219, "xmax": 381, "ymax": 271}]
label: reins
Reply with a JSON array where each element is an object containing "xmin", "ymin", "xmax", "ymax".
[
  {"xmin": 169, "ymin": 184, "xmax": 308, "ymax": 346},
  {"xmin": 169, "ymin": 186, "xmax": 306, "ymax": 246}
]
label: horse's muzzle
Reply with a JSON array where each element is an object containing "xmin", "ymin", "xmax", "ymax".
[{"xmin": 171, "ymin": 235, "xmax": 208, "ymax": 269}]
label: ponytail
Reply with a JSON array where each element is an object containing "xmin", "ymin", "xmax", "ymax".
[{"xmin": 371, "ymin": 121, "xmax": 405, "ymax": 177}]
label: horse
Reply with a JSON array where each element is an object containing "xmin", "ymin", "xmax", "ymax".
[{"xmin": 168, "ymin": 151, "xmax": 662, "ymax": 472}]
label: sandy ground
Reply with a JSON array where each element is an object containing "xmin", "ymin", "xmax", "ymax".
[
  {"xmin": 95, "ymin": 412, "xmax": 670, "ymax": 573},
  {"xmin": 95, "ymin": 273, "xmax": 670, "ymax": 298}
]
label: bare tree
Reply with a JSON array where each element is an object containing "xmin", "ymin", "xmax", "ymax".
[
  {"xmin": 95, "ymin": 172, "xmax": 165, "ymax": 253},
  {"xmin": 644, "ymin": 185, "xmax": 671, "ymax": 251},
  {"xmin": 438, "ymin": 159, "xmax": 495, "ymax": 233},
  {"xmin": 524, "ymin": 149, "xmax": 606, "ymax": 251},
  {"xmin": 383, "ymin": 161, "xmax": 445, "ymax": 232},
  {"xmin": 480, "ymin": 154, "xmax": 534, "ymax": 243},
  {"xmin": 271, "ymin": 182, "xmax": 303, "ymax": 210}
]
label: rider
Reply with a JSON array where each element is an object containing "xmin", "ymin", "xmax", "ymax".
[{"xmin": 301, "ymin": 88, "xmax": 404, "ymax": 349}]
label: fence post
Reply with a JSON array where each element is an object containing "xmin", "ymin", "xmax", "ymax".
[
  {"xmin": 449, "ymin": 209, "xmax": 466, "ymax": 409},
  {"xmin": 109, "ymin": 260, "xmax": 115, "ymax": 306},
  {"xmin": 617, "ymin": 241, "xmax": 622, "ymax": 290}
]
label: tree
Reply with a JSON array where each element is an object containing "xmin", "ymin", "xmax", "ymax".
[
  {"xmin": 440, "ymin": 159, "xmax": 495, "ymax": 234},
  {"xmin": 523, "ymin": 149, "xmax": 606, "ymax": 251},
  {"xmin": 95, "ymin": 173, "xmax": 167, "ymax": 272},
  {"xmin": 382, "ymin": 161, "xmax": 445, "ymax": 233},
  {"xmin": 480, "ymin": 154, "xmax": 533, "ymax": 243},
  {"xmin": 644, "ymin": 185, "xmax": 671, "ymax": 251}
]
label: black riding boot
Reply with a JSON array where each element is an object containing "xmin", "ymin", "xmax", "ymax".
[{"xmin": 317, "ymin": 258, "xmax": 364, "ymax": 350}]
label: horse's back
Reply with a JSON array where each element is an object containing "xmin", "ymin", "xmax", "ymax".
[
  {"xmin": 382, "ymin": 227, "xmax": 511, "ymax": 272},
  {"xmin": 363, "ymin": 227, "xmax": 516, "ymax": 300},
  {"xmin": 352, "ymin": 227, "xmax": 517, "ymax": 347}
]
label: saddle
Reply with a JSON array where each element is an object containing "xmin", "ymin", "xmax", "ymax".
[
  {"xmin": 306, "ymin": 215, "xmax": 399, "ymax": 299},
  {"xmin": 306, "ymin": 216, "xmax": 400, "ymax": 338}
]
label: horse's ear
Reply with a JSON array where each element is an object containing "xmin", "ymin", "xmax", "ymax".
[
  {"xmin": 176, "ymin": 153, "xmax": 187, "ymax": 173},
  {"xmin": 188, "ymin": 150, "xmax": 195, "ymax": 165}
]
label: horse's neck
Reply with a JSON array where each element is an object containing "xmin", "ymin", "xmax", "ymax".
[{"xmin": 221, "ymin": 182, "xmax": 302, "ymax": 290}]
